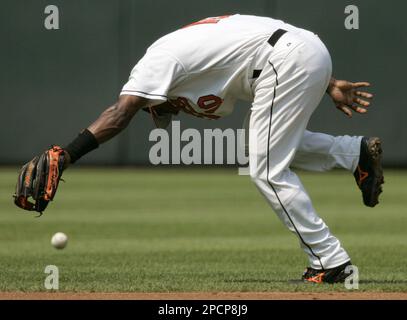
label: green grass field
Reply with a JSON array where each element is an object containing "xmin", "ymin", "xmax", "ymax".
[{"xmin": 0, "ymin": 167, "xmax": 406, "ymax": 293}]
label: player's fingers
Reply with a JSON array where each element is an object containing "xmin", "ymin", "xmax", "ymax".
[
  {"xmin": 352, "ymin": 82, "xmax": 371, "ymax": 88},
  {"xmin": 350, "ymin": 105, "xmax": 368, "ymax": 114},
  {"xmin": 353, "ymin": 97, "xmax": 371, "ymax": 107},
  {"xmin": 337, "ymin": 105, "xmax": 353, "ymax": 117},
  {"xmin": 356, "ymin": 91, "xmax": 373, "ymax": 99}
]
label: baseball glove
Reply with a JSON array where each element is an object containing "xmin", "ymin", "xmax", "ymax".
[{"xmin": 14, "ymin": 146, "xmax": 66, "ymax": 215}]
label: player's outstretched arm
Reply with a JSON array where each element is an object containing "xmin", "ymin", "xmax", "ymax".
[
  {"xmin": 63, "ymin": 95, "xmax": 148, "ymax": 168},
  {"xmin": 14, "ymin": 94, "xmax": 148, "ymax": 213},
  {"xmin": 88, "ymin": 95, "xmax": 147, "ymax": 143},
  {"xmin": 327, "ymin": 77, "xmax": 373, "ymax": 117}
]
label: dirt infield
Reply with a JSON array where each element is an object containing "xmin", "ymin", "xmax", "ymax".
[{"xmin": 0, "ymin": 292, "xmax": 406, "ymax": 300}]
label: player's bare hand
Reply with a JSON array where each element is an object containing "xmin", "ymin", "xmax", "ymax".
[{"xmin": 327, "ymin": 78, "xmax": 373, "ymax": 117}]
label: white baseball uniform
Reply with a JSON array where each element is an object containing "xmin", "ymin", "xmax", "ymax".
[{"xmin": 121, "ymin": 14, "xmax": 362, "ymax": 270}]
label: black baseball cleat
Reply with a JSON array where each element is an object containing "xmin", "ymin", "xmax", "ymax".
[
  {"xmin": 354, "ymin": 137, "xmax": 384, "ymax": 207},
  {"xmin": 302, "ymin": 261, "xmax": 353, "ymax": 284}
]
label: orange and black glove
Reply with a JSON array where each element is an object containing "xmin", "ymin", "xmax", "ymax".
[{"xmin": 14, "ymin": 146, "xmax": 65, "ymax": 215}]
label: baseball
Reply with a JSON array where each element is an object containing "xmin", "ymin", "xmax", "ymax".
[{"xmin": 51, "ymin": 232, "xmax": 68, "ymax": 249}]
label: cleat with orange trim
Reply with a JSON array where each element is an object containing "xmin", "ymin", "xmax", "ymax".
[
  {"xmin": 354, "ymin": 137, "xmax": 384, "ymax": 207},
  {"xmin": 302, "ymin": 261, "xmax": 353, "ymax": 284}
]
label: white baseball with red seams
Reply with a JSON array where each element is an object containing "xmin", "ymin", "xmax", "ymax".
[{"xmin": 121, "ymin": 14, "xmax": 362, "ymax": 270}]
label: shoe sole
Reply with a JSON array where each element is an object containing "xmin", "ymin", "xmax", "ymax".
[{"xmin": 365, "ymin": 137, "xmax": 384, "ymax": 207}]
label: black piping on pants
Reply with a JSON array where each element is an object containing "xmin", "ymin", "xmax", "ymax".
[{"xmin": 265, "ymin": 61, "xmax": 324, "ymax": 270}]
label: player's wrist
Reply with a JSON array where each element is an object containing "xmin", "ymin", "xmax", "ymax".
[
  {"xmin": 326, "ymin": 77, "xmax": 337, "ymax": 95},
  {"xmin": 62, "ymin": 150, "xmax": 71, "ymax": 170},
  {"xmin": 64, "ymin": 129, "xmax": 99, "ymax": 164}
]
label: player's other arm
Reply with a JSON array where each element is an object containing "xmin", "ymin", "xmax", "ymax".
[
  {"xmin": 327, "ymin": 77, "xmax": 373, "ymax": 117},
  {"xmin": 63, "ymin": 94, "xmax": 148, "ymax": 168}
]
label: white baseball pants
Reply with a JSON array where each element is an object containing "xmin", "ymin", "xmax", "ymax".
[{"xmin": 248, "ymin": 29, "xmax": 362, "ymax": 269}]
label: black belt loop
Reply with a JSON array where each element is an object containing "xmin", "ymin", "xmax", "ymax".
[
  {"xmin": 268, "ymin": 29, "xmax": 287, "ymax": 47},
  {"xmin": 252, "ymin": 29, "xmax": 288, "ymax": 80}
]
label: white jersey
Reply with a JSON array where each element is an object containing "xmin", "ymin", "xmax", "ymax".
[{"xmin": 121, "ymin": 14, "xmax": 301, "ymax": 120}]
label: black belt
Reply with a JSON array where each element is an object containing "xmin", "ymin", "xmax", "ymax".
[
  {"xmin": 252, "ymin": 29, "xmax": 288, "ymax": 79},
  {"xmin": 268, "ymin": 29, "xmax": 287, "ymax": 47}
]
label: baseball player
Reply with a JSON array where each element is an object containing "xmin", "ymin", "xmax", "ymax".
[{"xmin": 15, "ymin": 14, "xmax": 384, "ymax": 284}]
